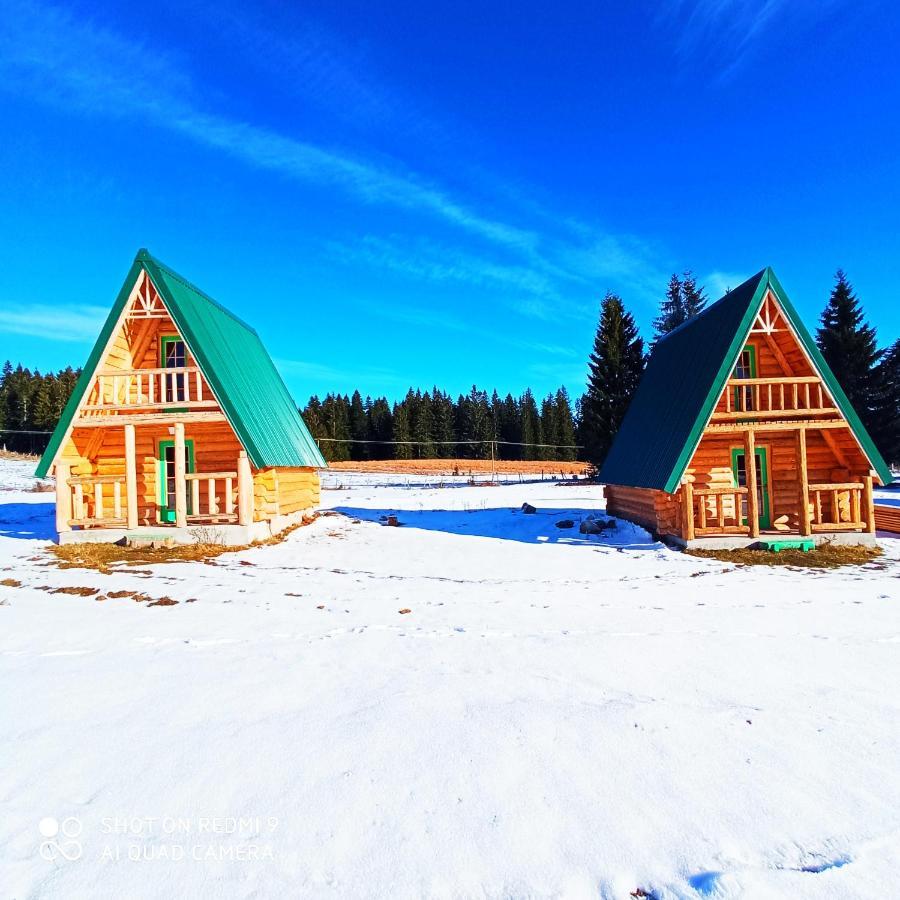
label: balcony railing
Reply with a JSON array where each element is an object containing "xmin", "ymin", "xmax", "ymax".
[
  {"xmin": 84, "ymin": 367, "xmax": 219, "ymax": 411},
  {"xmin": 67, "ymin": 474, "xmax": 127, "ymax": 527},
  {"xmin": 692, "ymin": 485, "xmax": 749, "ymax": 536},
  {"xmin": 713, "ymin": 376, "xmax": 836, "ymax": 420},
  {"xmin": 808, "ymin": 481, "xmax": 866, "ymax": 532},
  {"xmin": 185, "ymin": 471, "xmax": 239, "ymax": 524}
]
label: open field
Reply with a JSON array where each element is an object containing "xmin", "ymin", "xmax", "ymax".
[
  {"xmin": 325, "ymin": 457, "xmax": 589, "ymax": 476},
  {"xmin": 2, "ymin": 460, "xmax": 900, "ymax": 898}
]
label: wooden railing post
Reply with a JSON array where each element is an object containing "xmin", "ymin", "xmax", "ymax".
[
  {"xmin": 237, "ymin": 452, "xmax": 253, "ymax": 526},
  {"xmin": 796, "ymin": 428, "xmax": 812, "ymax": 536},
  {"xmin": 863, "ymin": 474, "xmax": 875, "ymax": 534},
  {"xmin": 682, "ymin": 478, "xmax": 695, "ymax": 541},
  {"xmin": 124, "ymin": 423, "xmax": 138, "ymax": 529},
  {"xmin": 55, "ymin": 461, "xmax": 72, "ymax": 533},
  {"xmin": 744, "ymin": 428, "xmax": 759, "ymax": 537},
  {"xmin": 174, "ymin": 422, "xmax": 187, "ymax": 528}
]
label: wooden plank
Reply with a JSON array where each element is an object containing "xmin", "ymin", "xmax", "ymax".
[
  {"xmin": 863, "ymin": 475, "xmax": 875, "ymax": 534},
  {"xmin": 711, "ymin": 407, "xmax": 836, "ymax": 421},
  {"xmin": 55, "ymin": 462, "xmax": 72, "ymax": 533},
  {"xmin": 174, "ymin": 422, "xmax": 187, "ymax": 529},
  {"xmin": 745, "ymin": 429, "xmax": 759, "ymax": 538},
  {"xmin": 73, "ymin": 412, "xmax": 228, "ymax": 428},
  {"xmin": 682, "ymin": 480, "xmax": 695, "ymax": 541},
  {"xmin": 124, "ymin": 423, "xmax": 138, "ymax": 529},
  {"xmin": 238, "ymin": 452, "xmax": 253, "ymax": 526},
  {"xmin": 706, "ymin": 419, "xmax": 848, "ymax": 434},
  {"xmin": 796, "ymin": 428, "xmax": 812, "ymax": 536},
  {"xmin": 762, "ymin": 332, "xmax": 794, "ymax": 376}
]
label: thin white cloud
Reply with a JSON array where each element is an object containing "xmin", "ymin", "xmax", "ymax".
[
  {"xmin": 704, "ymin": 270, "xmax": 748, "ymax": 299},
  {"xmin": 0, "ymin": 303, "xmax": 107, "ymax": 342}
]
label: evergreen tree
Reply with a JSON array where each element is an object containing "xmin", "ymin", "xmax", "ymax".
[
  {"xmin": 411, "ymin": 389, "xmax": 435, "ymax": 458},
  {"xmin": 816, "ymin": 270, "xmax": 881, "ymax": 432},
  {"xmin": 498, "ymin": 393, "xmax": 522, "ymax": 460},
  {"xmin": 367, "ymin": 397, "xmax": 393, "ymax": 457},
  {"xmin": 348, "ymin": 390, "xmax": 368, "ymax": 461},
  {"xmin": 682, "ymin": 270, "xmax": 707, "ymax": 318},
  {"xmin": 652, "ymin": 274, "xmax": 685, "ymax": 344},
  {"xmin": 870, "ymin": 339, "xmax": 900, "ymax": 466},
  {"xmin": 580, "ymin": 291, "xmax": 646, "ymax": 470},
  {"xmin": 520, "ymin": 389, "xmax": 542, "ymax": 460},
  {"xmin": 431, "ymin": 389, "xmax": 455, "ymax": 458},
  {"xmin": 320, "ymin": 393, "xmax": 351, "ymax": 461},
  {"xmin": 392, "ymin": 401, "xmax": 412, "ymax": 459},
  {"xmin": 554, "ymin": 387, "xmax": 576, "ymax": 461}
]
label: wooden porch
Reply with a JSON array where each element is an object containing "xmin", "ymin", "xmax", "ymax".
[{"xmin": 54, "ymin": 420, "xmax": 254, "ymax": 533}]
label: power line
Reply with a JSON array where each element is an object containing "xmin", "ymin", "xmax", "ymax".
[{"xmin": 315, "ymin": 437, "xmax": 582, "ymax": 449}]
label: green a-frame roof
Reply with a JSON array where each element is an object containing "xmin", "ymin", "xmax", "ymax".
[
  {"xmin": 599, "ymin": 267, "xmax": 892, "ymax": 493},
  {"xmin": 36, "ymin": 249, "xmax": 326, "ymax": 478}
]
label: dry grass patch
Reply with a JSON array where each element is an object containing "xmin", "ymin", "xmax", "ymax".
[
  {"xmin": 0, "ymin": 450, "xmax": 38, "ymax": 461},
  {"xmin": 687, "ymin": 544, "xmax": 883, "ymax": 569},
  {"xmin": 1, "ymin": 578, "xmax": 22, "ymax": 588},
  {"xmin": 47, "ymin": 514, "xmax": 319, "ymax": 574}
]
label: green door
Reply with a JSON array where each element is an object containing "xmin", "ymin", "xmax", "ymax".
[
  {"xmin": 158, "ymin": 439, "xmax": 195, "ymax": 523},
  {"xmin": 732, "ymin": 446, "xmax": 771, "ymax": 529}
]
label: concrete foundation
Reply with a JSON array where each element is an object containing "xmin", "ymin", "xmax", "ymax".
[
  {"xmin": 676, "ymin": 531, "xmax": 878, "ymax": 551},
  {"xmin": 56, "ymin": 509, "xmax": 310, "ymax": 546}
]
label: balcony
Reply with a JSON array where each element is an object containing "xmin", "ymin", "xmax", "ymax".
[
  {"xmin": 711, "ymin": 376, "xmax": 837, "ymax": 421},
  {"xmin": 83, "ymin": 367, "xmax": 220, "ymax": 413}
]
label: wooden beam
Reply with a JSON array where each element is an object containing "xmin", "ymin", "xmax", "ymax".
[
  {"xmin": 682, "ymin": 479, "xmax": 695, "ymax": 541},
  {"xmin": 797, "ymin": 428, "xmax": 812, "ymax": 536},
  {"xmin": 744, "ymin": 429, "xmax": 759, "ymax": 538},
  {"xmin": 820, "ymin": 428, "xmax": 851, "ymax": 470},
  {"xmin": 705, "ymin": 419, "xmax": 848, "ymax": 434},
  {"xmin": 124, "ymin": 423, "xmax": 138, "ymax": 530},
  {"xmin": 762, "ymin": 332, "xmax": 794, "ymax": 377},
  {"xmin": 174, "ymin": 422, "xmax": 187, "ymax": 529},
  {"xmin": 55, "ymin": 461, "xmax": 72, "ymax": 534},
  {"xmin": 237, "ymin": 452, "xmax": 253, "ymax": 526},
  {"xmin": 711, "ymin": 407, "xmax": 836, "ymax": 422},
  {"xmin": 862, "ymin": 475, "xmax": 875, "ymax": 534},
  {"xmin": 73, "ymin": 411, "xmax": 228, "ymax": 428}
]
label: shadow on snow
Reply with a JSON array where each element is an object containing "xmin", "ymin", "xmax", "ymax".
[
  {"xmin": 333, "ymin": 504, "xmax": 661, "ymax": 550},
  {"xmin": 0, "ymin": 501, "xmax": 56, "ymax": 541}
]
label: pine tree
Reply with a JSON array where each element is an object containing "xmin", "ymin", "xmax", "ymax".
[
  {"xmin": 320, "ymin": 393, "xmax": 351, "ymax": 461},
  {"xmin": 652, "ymin": 274, "xmax": 685, "ymax": 344},
  {"xmin": 681, "ymin": 270, "xmax": 707, "ymax": 318},
  {"xmin": 554, "ymin": 387, "xmax": 576, "ymax": 461},
  {"xmin": 580, "ymin": 292, "xmax": 646, "ymax": 470},
  {"xmin": 392, "ymin": 401, "xmax": 412, "ymax": 459},
  {"xmin": 870, "ymin": 339, "xmax": 900, "ymax": 466},
  {"xmin": 520, "ymin": 389, "xmax": 542, "ymax": 460},
  {"xmin": 348, "ymin": 390, "xmax": 368, "ymax": 461},
  {"xmin": 367, "ymin": 397, "xmax": 393, "ymax": 457},
  {"xmin": 816, "ymin": 270, "xmax": 881, "ymax": 432},
  {"xmin": 431, "ymin": 389, "xmax": 455, "ymax": 458},
  {"xmin": 498, "ymin": 393, "xmax": 522, "ymax": 460}
]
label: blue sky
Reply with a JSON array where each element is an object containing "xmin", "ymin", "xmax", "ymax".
[{"xmin": 1, "ymin": 0, "xmax": 898, "ymax": 404}]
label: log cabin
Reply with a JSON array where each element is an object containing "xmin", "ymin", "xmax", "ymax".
[
  {"xmin": 36, "ymin": 249, "xmax": 326, "ymax": 544},
  {"xmin": 600, "ymin": 268, "xmax": 892, "ymax": 548}
]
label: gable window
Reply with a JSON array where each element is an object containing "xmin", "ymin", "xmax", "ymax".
[
  {"xmin": 161, "ymin": 335, "xmax": 187, "ymax": 404},
  {"xmin": 732, "ymin": 344, "xmax": 756, "ymax": 411}
]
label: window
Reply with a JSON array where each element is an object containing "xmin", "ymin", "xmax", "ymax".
[
  {"xmin": 161, "ymin": 336, "xmax": 187, "ymax": 404},
  {"xmin": 732, "ymin": 345, "xmax": 756, "ymax": 411}
]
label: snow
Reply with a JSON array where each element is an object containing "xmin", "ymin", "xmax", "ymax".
[{"xmin": 1, "ymin": 459, "xmax": 900, "ymax": 899}]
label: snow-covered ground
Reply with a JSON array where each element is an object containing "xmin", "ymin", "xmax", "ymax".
[{"xmin": 1, "ymin": 459, "xmax": 900, "ymax": 899}]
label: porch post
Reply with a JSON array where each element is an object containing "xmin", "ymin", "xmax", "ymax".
[
  {"xmin": 862, "ymin": 473, "xmax": 875, "ymax": 534},
  {"xmin": 174, "ymin": 422, "xmax": 187, "ymax": 528},
  {"xmin": 55, "ymin": 461, "xmax": 72, "ymax": 534},
  {"xmin": 796, "ymin": 428, "xmax": 812, "ymax": 536},
  {"xmin": 124, "ymin": 423, "xmax": 138, "ymax": 529},
  {"xmin": 744, "ymin": 428, "xmax": 759, "ymax": 538},
  {"xmin": 237, "ymin": 451, "xmax": 253, "ymax": 526},
  {"xmin": 681, "ymin": 477, "xmax": 695, "ymax": 541}
]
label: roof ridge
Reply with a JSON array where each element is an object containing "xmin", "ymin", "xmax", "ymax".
[
  {"xmin": 655, "ymin": 268, "xmax": 767, "ymax": 346},
  {"xmin": 137, "ymin": 249, "xmax": 259, "ymax": 336}
]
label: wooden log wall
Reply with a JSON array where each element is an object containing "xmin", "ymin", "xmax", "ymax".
[
  {"xmin": 253, "ymin": 468, "xmax": 320, "ymax": 520},
  {"xmin": 605, "ymin": 485, "xmax": 679, "ymax": 537}
]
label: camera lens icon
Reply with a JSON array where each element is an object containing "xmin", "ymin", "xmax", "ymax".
[{"xmin": 39, "ymin": 817, "xmax": 83, "ymax": 862}]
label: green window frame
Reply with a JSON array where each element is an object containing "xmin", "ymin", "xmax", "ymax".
[
  {"xmin": 731, "ymin": 445, "xmax": 771, "ymax": 529},
  {"xmin": 158, "ymin": 439, "xmax": 195, "ymax": 523},
  {"xmin": 160, "ymin": 334, "xmax": 188, "ymax": 411},
  {"xmin": 732, "ymin": 344, "xmax": 757, "ymax": 410}
]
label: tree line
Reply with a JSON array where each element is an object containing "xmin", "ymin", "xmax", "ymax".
[
  {"xmin": 0, "ymin": 361, "xmax": 80, "ymax": 454},
  {"xmin": 301, "ymin": 386, "xmax": 578, "ymax": 462},
  {"xmin": 2, "ymin": 268, "xmax": 898, "ymax": 468}
]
